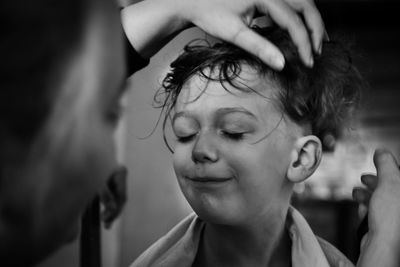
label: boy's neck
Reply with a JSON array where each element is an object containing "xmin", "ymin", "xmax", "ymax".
[{"xmin": 193, "ymin": 203, "xmax": 292, "ymax": 267}]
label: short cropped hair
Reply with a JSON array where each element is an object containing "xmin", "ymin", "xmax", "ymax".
[{"xmin": 155, "ymin": 27, "xmax": 363, "ymax": 151}]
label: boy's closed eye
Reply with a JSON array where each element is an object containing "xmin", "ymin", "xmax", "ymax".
[
  {"xmin": 220, "ymin": 130, "xmax": 246, "ymax": 141},
  {"xmin": 218, "ymin": 116, "xmax": 255, "ymax": 141},
  {"xmin": 173, "ymin": 117, "xmax": 199, "ymax": 143}
]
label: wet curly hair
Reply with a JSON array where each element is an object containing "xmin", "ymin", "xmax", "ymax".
[{"xmin": 155, "ymin": 27, "xmax": 363, "ymax": 151}]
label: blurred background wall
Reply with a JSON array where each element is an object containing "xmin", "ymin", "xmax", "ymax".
[{"xmin": 35, "ymin": 0, "xmax": 400, "ymax": 266}]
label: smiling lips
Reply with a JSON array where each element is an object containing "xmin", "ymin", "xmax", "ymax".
[{"xmin": 187, "ymin": 176, "xmax": 232, "ymax": 183}]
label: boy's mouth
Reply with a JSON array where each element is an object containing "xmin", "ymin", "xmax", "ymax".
[
  {"xmin": 186, "ymin": 176, "xmax": 233, "ymax": 183},
  {"xmin": 185, "ymin": 176, "xmax": 233, "ymax": 188}
]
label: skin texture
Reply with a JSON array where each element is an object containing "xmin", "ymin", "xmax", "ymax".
[
  {"xmin": 172, "ymin": 68, "xmax": 295, "ymax": 224},
  {"xmin": 171, "ymin": 67, "xmax": 322, "ymax": 266}
]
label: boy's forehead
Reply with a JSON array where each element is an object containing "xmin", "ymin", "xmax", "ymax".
[
  {"xmin": 175, "ymin": 74, "xmax": 282, "ymax": 123},
  {"xmin": 179, "ymin": 65, "xmax": 278, "ymax": 101}
]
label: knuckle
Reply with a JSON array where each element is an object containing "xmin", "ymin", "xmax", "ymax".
[
  {"xmin": 230, "ymin": 25, "xmax": 248, "ymax": 44},
  {"xmin": 288, "ymin": 16, "xmax": 308, "ymax": 40},
  {"xmin": 292, "ymin": 15, "xmax": 303, "ymax": 26}
]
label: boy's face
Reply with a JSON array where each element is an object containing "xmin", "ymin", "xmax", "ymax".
[{"xmin": 172, "ymin": 66, "xmax": 300, "ymax": 225}]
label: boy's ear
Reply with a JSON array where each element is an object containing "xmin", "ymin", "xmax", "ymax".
[{"xmin": 287, "ymin": 135, "xmax": 322, "ymax": 183}]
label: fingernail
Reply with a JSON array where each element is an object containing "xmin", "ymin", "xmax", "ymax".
[
  {"xmin": 308, "ymin": 56, "xmax": 314, "ymax": 68},
  {"xmin": 317, "ymin": 42, "xmax": 322, "ymax": 55},
  {"xmin": 324, "ymin": 30, "xmax": 330, "ymax": 42},
  {"xmin": 274, "ymin": 55, "xmax": 285, "ymax": 70}
]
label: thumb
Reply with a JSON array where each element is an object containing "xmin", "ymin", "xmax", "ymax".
[{"xmin": 373, "ymin": 149, "xmax": 399, "ymax": 185}]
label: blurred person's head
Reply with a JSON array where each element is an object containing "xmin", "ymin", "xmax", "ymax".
[
  {"xmin": 156, "ymin": 27, "xmax": 362, "ymax": 225},
  {"xmin": 0, "ymin": 0, "xmax": 126, "ymax": 264}
]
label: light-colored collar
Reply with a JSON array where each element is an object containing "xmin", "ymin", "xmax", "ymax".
[
  {"xmin": 286, "ymin": 206, "xmax": 331, "ymax": 267},
  {"xmin": 132, "ymin": 207, "xmax": 339, "ymax": 267}
]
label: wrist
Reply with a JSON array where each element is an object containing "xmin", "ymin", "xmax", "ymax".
[
  {"xmin": 155, "ymin": 0, "xmax": 193, "ymax": 32},
  {"xmin": 121, "ymin": 0, "xmax": 193, "ymax": 58}
]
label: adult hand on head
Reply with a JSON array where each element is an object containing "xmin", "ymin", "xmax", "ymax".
[
  {"xmin": 181, "ymin": 0, "xmax": 325, "ymax": 69},
  {"xmin": 354, "ymin": 149, "xmax": 400, "ymax": 267},
  {"xmin": 100, "ymin": 166, "xmax": 127, "ymax": 229},
  {"xmin": 122, "ymin": 0, "xmax": 326, "ymax": 70}
]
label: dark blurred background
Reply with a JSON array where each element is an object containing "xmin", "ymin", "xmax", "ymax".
[
  {"xmin": 36, "ymin": 0, "xmax": 400, "ymax": 266},
  {"xmin": 292, "ymin": 1, "xmax": 400, "ymax": 263}
]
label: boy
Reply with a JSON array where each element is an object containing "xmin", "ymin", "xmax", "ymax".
[
  {"xmin": 0, "ymin": 0, "xmax": 326, "ymax": 265},
  {"xmin": 132, "ymin": 27, "xmax": 400, "ymax": 267}
]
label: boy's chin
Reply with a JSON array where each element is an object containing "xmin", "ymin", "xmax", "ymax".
[{"xmin": 190, "ymin": 202, "xmax": 245, "ymax": 226}]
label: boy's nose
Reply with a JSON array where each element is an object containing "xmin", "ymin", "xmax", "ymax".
[{"xmin": 191, "ymin": 132, "xmax": 218, "ymax": 163}]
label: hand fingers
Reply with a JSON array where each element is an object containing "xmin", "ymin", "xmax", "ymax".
[
  {"xmin": 360, "ymin": 174, "xmax": 378, "ymax": 191},
  {"xmin": 227, "ymin": 17, "xmax": 285, "ymax": 70},
  {"xmin": 284, "ymin": 0, "xmax": 325, "ymax": 54},
  {"xmin": 257, "ymin": 0, "xmax": 313, "ymax": 67},
  {"xmin": 373, "ymin": 149, "xmax": 400, "ymax": 185},
  {"xmin": 353, "ymin": 187, "xmax": 372, "ymax": 207}
]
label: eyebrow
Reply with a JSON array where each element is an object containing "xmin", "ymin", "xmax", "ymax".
[
  {"xmin": 172, "ymin": 111, "xmax": 190, "ymax": 126},
  {"xmin": 215, "ymin": 107, "xmax": 257, "ymax": 120},
  {"xmin": 172, "ymin": 107, "xmax": 257, "ymax": 125}
]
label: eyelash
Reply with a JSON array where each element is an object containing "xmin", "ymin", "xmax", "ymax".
[
  {"xmin": 176, "ymin": 134, "xmax": 196, "ymax": 143},
  {"xmin": 222, "ymin": 131, "xmax": 245, "ymax": 141},
  {"xmin": 176, "ymin": 131, "xmax": 245, "ymax": 143}
]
